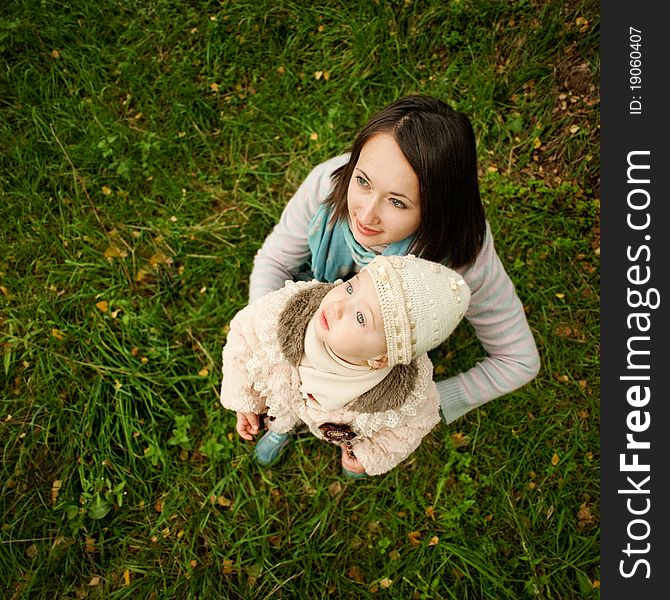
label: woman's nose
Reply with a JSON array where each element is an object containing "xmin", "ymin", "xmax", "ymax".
[{"xmin": 357, "ymin": 198, "xmax": 379, "ymax": 223}]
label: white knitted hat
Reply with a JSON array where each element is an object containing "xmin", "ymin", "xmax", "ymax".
[{"xmin": 363, "ymin": 255, "xmax": 471, "ymax": 367}]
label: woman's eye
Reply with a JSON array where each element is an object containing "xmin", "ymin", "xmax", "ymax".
[
  {"xmin": 346, "ymin": 283, "xmax": 353, "ymax": 295},
  {"xmin": 390, "ymin": 197, "xmax": 407, "ymax": 209},
  {"xmin": 356, "ymin": 176, "xmax": 368, "ymax": 188},
  {"xmin": 356, "ymin": 312, "xmax": 365, "ymax": 325}
]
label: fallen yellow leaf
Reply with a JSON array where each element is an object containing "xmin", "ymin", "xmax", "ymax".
[
  {"xmin": 533, "ymin": 137, "xmax": 542, "ymax": 149},
  {"xmin": 95, "ymin": 300, "xmax": 109, "ymax": 313},
  {"xmin": 104, "ymin": 245, "xmax": 127, "ymax": 260},
  {"xmin": 51, "ymin": 329, "xmax": 66, "ymax": 340},
  {"xmin": 551, "ymin": 452, "xmax": 559, "ymax": 466},
  {"xmin": 135, "ymin": 268, "xmax": 151, "ymax": 283},
  {"xmin": 101, "ymin": 186, "xmax": 112, "ymax": 196},
  {"xmin": 149, "ymin": 252, "xmax": 171, "ymax": 267},
  {"xmin": 198, "ymin": 368, "xmax": 209, "ymax": 377},
  {"xmin": 428, "ymin": 536, "xmax": 439, "ymax": 546},
  {"xmin": 222, "ymin": 559, "xmax": 235, "ymax": 574},
  {"xmin": 310, "ymin": 132, "xmax": 318, "ymax": 141},
  {"xmin": 380, "ymin": 578, "xmax": 393, "ymax": 588},
  {"xmin": 123, "ymin": 569, "xmax": 130, "ymax": 586}
]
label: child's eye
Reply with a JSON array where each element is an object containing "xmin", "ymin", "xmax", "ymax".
[
  {"xmin": 389, "ymin": 197, "xmax": 407, "ymax": 209},
  {"xmin": 346, "ymin": 282, "xmax": 353, "ymax": 295},
  {"xmin": 356, "ymin": 311, "xmax": 365, "ymax": 325}
]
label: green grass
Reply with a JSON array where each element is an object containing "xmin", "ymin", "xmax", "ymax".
[{"xmin": 1, "ymin": 0, "xmax": 599, "ymax": 598}]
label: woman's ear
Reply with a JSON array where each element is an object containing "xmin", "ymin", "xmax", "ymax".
[{"xmin": 367, "ymin": 355, "xmax": 388, "ymax": 369}]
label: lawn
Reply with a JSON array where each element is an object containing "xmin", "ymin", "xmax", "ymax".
[{"xmin": 1, "ymin": 1, "xmax": 599, "ymax": 598}]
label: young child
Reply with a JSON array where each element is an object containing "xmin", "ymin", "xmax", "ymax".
[{"xmin": 220, "ymin": 255, "xmax": 470, "ymax": 477}]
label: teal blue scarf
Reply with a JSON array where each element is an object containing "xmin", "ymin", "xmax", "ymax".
[{"xmin": 306, "ymin": 204, "xmax": 414, "ymax": 282}]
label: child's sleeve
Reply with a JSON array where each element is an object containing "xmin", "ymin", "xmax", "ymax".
[
  {"xmin": 219, "ymin": 304, "xmax": 266, "ymax": 415},
  {"xmin": 351, "ymin": 381, "xmax": 442, "ymax": 476}
]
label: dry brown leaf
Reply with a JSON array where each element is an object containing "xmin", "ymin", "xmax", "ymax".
[
  {"xmin": 51, "ymin": 480, "xmax": 62, "ymax": 504},
  {"xmin": 380, "ymin": 578, "xmax": 393, "ymax": 588},
  {"xmin": 88, "ymin": 576, "xmax": 100, "ymax": 587},
  {"xmin": 328, "ymin": 481, "xmax": 342, "ymax": 497},
  {"xmin": 428, "ymin": 536, "xmax": 439, "ymax": 546},
  {"xmin": 425, "ymin": 506, "xmax": 436, "ymax": 520},
  {"xmin": 85, "ymin": 537, "xmax": 96, "ymax": 553},
  {"xmin": 347, "ymin": 566, "xmax": 365, "ymax": 583},
  {"xmin": 407, "ymin": 531, "xmax": 421, "ymax": 547},
  {"xmin": 26, "ymin": 544, "xmax": 38, "ymax": 558}
]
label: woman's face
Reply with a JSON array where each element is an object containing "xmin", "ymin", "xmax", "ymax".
[{"xmin": 347, "ymin": 132, "xmax": 421, "ymax": 247}]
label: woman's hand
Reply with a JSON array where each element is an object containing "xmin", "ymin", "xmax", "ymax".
[
  {"xmin": 236, "ymin": 412, "xmax": 260, "ymax": 440},
  {"xmin": 341, "ymin": 446, "xmax": 366, "ymax": 474}
]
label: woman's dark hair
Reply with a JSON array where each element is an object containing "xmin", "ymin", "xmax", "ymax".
[{"xmin": 324, "ymin": 95, "xmax": 486, "ymax": 269}]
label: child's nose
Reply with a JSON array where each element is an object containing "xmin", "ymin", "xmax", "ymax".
[{"xmin": 332, "ymin": 300, "xmax": 345, "ymax": 319}]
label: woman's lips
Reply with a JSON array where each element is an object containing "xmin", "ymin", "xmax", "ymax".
[
  {"xmin": 319, "ymin": 310, "xmax": 329, "ymax": 330},
  {"xmin": 355, "ymin": 218, "xmax": 380, "ymax": 237}
]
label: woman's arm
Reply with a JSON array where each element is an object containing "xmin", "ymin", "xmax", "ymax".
[
  {"xmin": 439, "ymin": 222, "xmax": 541, "ymax": 423},
  {"xmin": 249, "ymin": 154, "xmax": 349, "ymax": 302}
]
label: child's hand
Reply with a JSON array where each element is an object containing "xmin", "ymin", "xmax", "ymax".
[
  {"xmin": 341, "ymin": 446, "xmax": 366, "ymax": 474},
  {"xmin": 236, "ymin": 412, "xmax": 260, "ymax": 440}
]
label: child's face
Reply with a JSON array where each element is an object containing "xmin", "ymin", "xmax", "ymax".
[
  {"xmin": 315, "ymin": 270, "xmax": 387, "ymax": 367},
  {"xmin": 346, "ymin": 132, "xmax": 421, "ymax": 247}
]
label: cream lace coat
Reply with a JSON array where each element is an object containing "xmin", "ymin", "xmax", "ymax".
[{"xmin": 220, "ymin": 280, "xmax": 441, "ymax": 476}]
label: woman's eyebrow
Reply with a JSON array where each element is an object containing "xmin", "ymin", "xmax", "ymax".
[{"xmin": 355, "ymin": 167, "xmax": 413, "ymax": 202}]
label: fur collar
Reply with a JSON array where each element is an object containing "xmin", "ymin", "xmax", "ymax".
[{"xmin": 277, "ymin": 282, "xmax": 418, "ymax": 413}]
